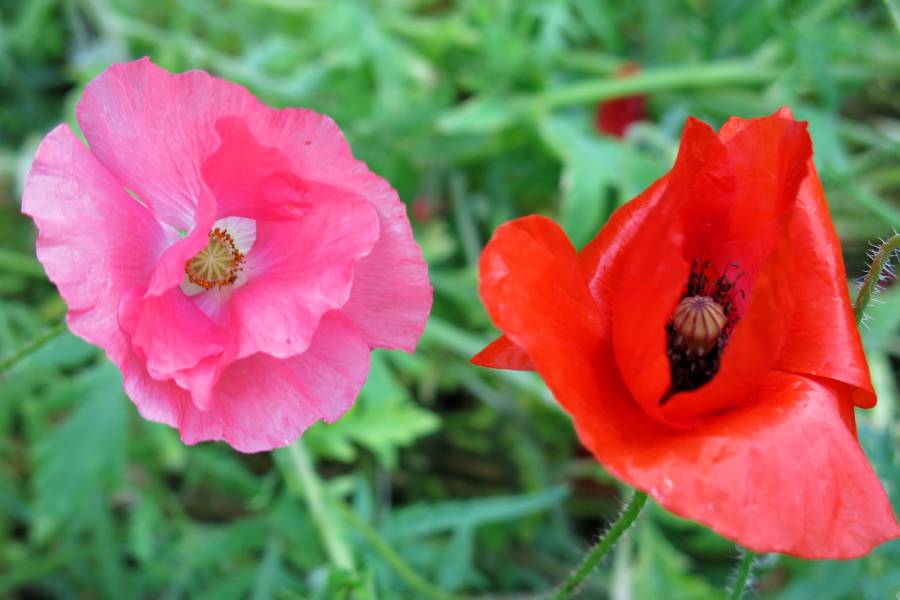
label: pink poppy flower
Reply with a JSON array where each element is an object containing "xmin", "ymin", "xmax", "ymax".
[{"xmin": 22, "ymin": 58, "xmax": 432, "ymax": 452}]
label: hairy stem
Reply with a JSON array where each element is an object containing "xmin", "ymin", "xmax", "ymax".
[
  {"xmin": 729, "ymin": 550, "xmax": 755, "ymax": 600},
  {"xmin": 854, "ymin": 232, "xmax": 900, "ymax": 324},
  {"xmin": 551, "ymin": 491, "xmax": 648, "ymax": 600}
]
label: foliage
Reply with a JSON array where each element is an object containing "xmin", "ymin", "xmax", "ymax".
[{"xmin": 1, "ymin": 0, "xmax": 898, "ymax": 598}]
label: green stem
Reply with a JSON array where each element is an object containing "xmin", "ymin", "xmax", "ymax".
[
  {"xmin": 536, "ymin": 61, "xmax": 779, "ymax": 109},
  {"xmin": 285, "ymin": 443, "xmax": 456, "ymax": 599},
  {"xmin": 285, "ymin": 442, "xmax": 355, "ymax": 571},
  {"xmin": 854, "ymin": 233, "xmax": 900, "ymax": 324},
  {"xmin": 332, "ymin": 501, "xmax": 460, "ymax": 600},
  {"xmin": 729, "ymin": 550, "xmax": 755, "ymax": 600},
  {"xmin": 0, "ymin": 322, "xmax": 67, "ymax": 373},
  {"xmin": 882, "ymin": 0, "xmax": 900, "ymax": 32},
  {"xmin": 551, "ymin": 491, "xmax": 648, "ymax": 600}
]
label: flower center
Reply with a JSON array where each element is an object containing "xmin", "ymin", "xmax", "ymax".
[
  {"xmin": 665, "ymin": 259, "xmax": 743, "ymax": 397},
  {"xmin": 672, "ymin": 295, "xmax": 726, "ymax": 354},
  {"xmin": 184, "ymin": 228, "xmax": 245, "ymax": 290}
]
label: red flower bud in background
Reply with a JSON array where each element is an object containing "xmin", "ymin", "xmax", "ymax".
[
  {"xmin": 594, "ymin": 63, "xmax": 645, "ymax": 138},
  {"xmin": 412, "ymin": 197, "xmax": 432, "ymax": 223},
  {"xmin": 474, "ymin": 108, "xmax": 900, "ymax": 558}
]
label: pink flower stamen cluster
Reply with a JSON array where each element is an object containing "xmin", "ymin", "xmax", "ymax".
[{"xmin": 184, "ymin": 227, "xmax": 245, "ymax": 290}]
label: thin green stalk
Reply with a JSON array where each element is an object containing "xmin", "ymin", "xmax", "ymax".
[
  {"xmin": 883, "ymin": 0, "xmax": 900, "ymax": 32},
  {"xmin": 854, "ymin": 233, "xmax": 900, "ymax": 324},
  {"xmin": 0, "ymin": 322, "xmax": 67, "ymax": 373},
  {"xmin": 537, "ymin": 61, "xmax": 779, "ymax": 109},
  {"xmin": 285, "ymin": 442, "xmax": 355, "ymax": 571},
  {"xmin": 449, "ymin": 173, "xmax": 481, "ymax": 268},
  {"xmin": 332, "ymin": 501, "xmax": 460, "ymax": 600},
  {"xmin": 729, "ymin": 551, "xmax": 755, "ymax": 600},
  {"xmin": 286, "ymin": 443, "xmax": 456, "ymax": 600},
  {"xmin": 551, "ymin": 491, "xmax": 648, "ymax": 600},
  {"xmin": 536, "ymin": 56, "xmax": 900, "ymax": 110}
]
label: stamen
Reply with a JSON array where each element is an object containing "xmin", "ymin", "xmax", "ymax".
[
  {"xmin": 184, "ymin": 228, "xmax": 245, "ymax": 290},
  {"xmin": 664, "ymin": 259, "xmax": 743, "ymax": 398}
]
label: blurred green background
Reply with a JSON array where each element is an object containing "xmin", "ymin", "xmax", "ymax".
[{"xmin": 1, "ymin": 0, "xmax": 899, "ymax": 598}]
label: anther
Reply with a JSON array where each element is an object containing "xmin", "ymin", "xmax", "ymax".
[{"xmin": 184, "ymin": 228, "xmax": 245, "ymax": 290}]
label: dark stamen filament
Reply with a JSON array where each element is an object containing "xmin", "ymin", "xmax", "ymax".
[{"xmin": 664, "ymin": 259, "xmax": 743, "ymax": 399}]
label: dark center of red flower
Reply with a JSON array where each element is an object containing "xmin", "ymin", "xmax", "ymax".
[
  {"xmin": 184, "ymin": 228, "xmax": 245, "ymax": 290},
  {"xmin": 664, "ymin": 259, "xmax": 743, "ymax": 398}
]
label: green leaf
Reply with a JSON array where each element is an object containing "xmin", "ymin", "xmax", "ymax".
[
  {"xmin": 31, "ymin": 360, "xmax": 126, "ymax": 541},
  {"xmin": 382, "ymin": 486, "xmax": 568, "ymax": 540},
  {"xmin": 436, "ymin": 525, "xmax": 484, "ymax": 592},
  {"xmin": 539, "ymin": 113, "xmax": 621, "ymax": 248},
  {"xmin": 632, "ymin": 522, "xmax": 718, "ymax": 600},
  {"xmin": 310, "ymin": 567, "xmax": 370, "ymax": 600},
  {"xmin": 437, "ymin": 96, "xmax": 529, "ymax": 135},
  {"xmin": 307, "ymin": 403, "xmax": 439, "ymax": 468},
  {"xmin": 304, "ymin": 352, "xmax": 440, "ymax": 468},
  {"xmin": 251, "ymin": 536, "xmax": 283, "ymax": 600}
]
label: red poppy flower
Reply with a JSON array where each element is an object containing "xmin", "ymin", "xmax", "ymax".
[
  {"xmin": 594, "ymin": 63, "xmax": 645, "ymax": 138},
  {"xmin": 473, "ymin": 108, "xmax": 899, "ymax": 558}
]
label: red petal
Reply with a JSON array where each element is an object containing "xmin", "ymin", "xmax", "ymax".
[
  {"xmin": 580, "ymin": 175, "xmax": 669, "ymax": 301},
  {"xmin": 473, "ymin": 173, "xmax": 669, "ymax": 372},
  {"xmin": 609, "ymin": 112, "xmax": 822, "ymax": 423},
  {"xmin": 478, "ymin": 210, "xmax": 898, "ymax": 557},
  {"xmin": 661, "ymin": 112, "xmax": 815, "ymax": 420},
  {"xmin": 471, "ymin": 336, "xmax": 534, "ymax": 370},
  {"xmin": 573, "ymin": 371, "xmax": 899, "ymax": 558},
  {"xmin": 773, "ymin": 162, "xmax": 875, "ymax": 407},
  {"xmin": 478, "ymin": 215, "xmax": 608, "ymax": 417},
  {"xmin": 610, "ymin": 118, "xmax": 730, "ymax": 423}
]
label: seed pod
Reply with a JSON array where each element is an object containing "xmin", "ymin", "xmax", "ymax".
[{"xmin": 672, "ymin": 295, "xmax": 726, "ymax": 355}]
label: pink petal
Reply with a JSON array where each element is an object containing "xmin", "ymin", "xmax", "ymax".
[
  {"xmin": 120, "ymin": 286, "xmax": 227, "ymax": 379},
  {"xmin": 144, "ymin": 186, "xmax": 217, "ymax": 297},
  {"xmin": 236, "ymin": 105, "xmax": 432, "ymax": 352},
  {"xmin": 179, "ymin": 313, "xmax": 370, "ymax": 452},
  {"xmin": 228, "ymin": 193, "xmax": 379, "ymax": 360},
  {"xmin": 80, "ymin": 58, "xmax": 430, "ymax": 352},
  {"xmin": 121, "ymin": 348, "xmax": 186, "ymax": 429},
  {"xmin": 21, "ymin": 125, "xmax": 166, "ymax": 367},
  {"xmin": 121, "ymin": 314, "xmax": 369, "ymax": 451},
  {"xmin": 171, "ymin": 354, "xmax": 222, "ymax": 411},
  {"xmin": 202, "ymin": 117, "xmax": 311, "ymax": 221},
  {"xmin": 339, "ymin": 175, "xmax": 433, "ymax": 351},
  {"xmin": 77, "ymin": 58, "xmax": 255, "ymax": 229}
]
